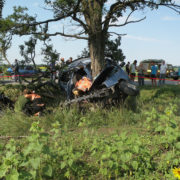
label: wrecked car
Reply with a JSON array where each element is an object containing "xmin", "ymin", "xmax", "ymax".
[{"xmin": 59, "ymin": 57, "xmax": 139, "ymax": 105}]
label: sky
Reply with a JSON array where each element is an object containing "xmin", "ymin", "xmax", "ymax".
[{"xmin": 2, "ymin": 0, "xmax": 180, "ymax": 66}]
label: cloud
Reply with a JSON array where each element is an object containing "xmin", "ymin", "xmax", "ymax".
[
  {"xmin": 162, "ymin": 16, "xmax": 180, "ymax": 21},
  {"xmin": 32, "ymin": 2, "xmax": 39, "ymax": 7},
  {"xmin": 124, "ymin": 35, "xmax": 159, "ymax": 42}
]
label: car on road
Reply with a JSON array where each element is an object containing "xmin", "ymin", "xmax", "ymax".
[
  {"xmin": 7, "ymin": 66, "xmax": 39, "ymax": 76},
  {"xmin": 170, "ymin": 67, "xmax": 180, "ymax": 80}
]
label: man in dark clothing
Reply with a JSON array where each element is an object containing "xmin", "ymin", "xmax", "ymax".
[
  {"xmin": 66, "ymin": 57, "xmax": 73, "ymax": 65},
  {"xmin": 14, "ymin": 59, "xmax": 19, "ymax": 82},
  {"xmin": 126, "ymin": 62, "xmax": 130, "ymax": 75}
]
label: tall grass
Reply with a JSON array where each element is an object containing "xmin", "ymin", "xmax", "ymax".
[{"xmin": 0, "ymin": 85, "xmax": 180, "ymax": 136}]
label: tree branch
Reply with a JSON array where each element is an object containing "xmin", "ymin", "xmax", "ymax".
[
  {"xmin": 159, "ymin": 3, "xmax": 180, "ymax": 14},
  {"xmin": 71, "ymin": 14, "xmax": 88, "ymax": 33},
  {"xmin": 109, "ymin": 16, "xmax": 146, "ymax": 27},
  {"xmin": 108, "ymin": 32, "xmax": 127, "ymax": 37},
  {"xmin": 70, "ymin": 0, "xmax": 86, "ymax": 28},
  {"xmin": 103, "ymin": 1, "xmax": 125, "ymax": 32},
  {"xmin": 26, "ymin": 31, "xmax": 88, "ymax": 40},
  {"xmin": 103, "ymin": 0, "xmax": 180, "ymax": 32}
]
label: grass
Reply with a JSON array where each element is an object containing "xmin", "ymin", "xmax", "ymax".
[
  {"xmin": 0, "ymin": 84, "xmax": 179, "ymax": 179},
  {"xmin": 0, "ymin": 84, "xmax": 179, "ymax": 135}
]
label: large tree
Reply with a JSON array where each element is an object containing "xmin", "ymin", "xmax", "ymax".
[{"xmin": 1, "ymin": 0, "xmax": 180, "ymax": 77}]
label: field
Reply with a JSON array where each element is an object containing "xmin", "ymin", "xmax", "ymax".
[{"xmin": 0, "ymin": 84, "xmax": 180, "ymax": 180}]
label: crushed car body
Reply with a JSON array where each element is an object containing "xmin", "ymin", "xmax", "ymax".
[{"xmin": 59, "ymin": 58, "xmax": 139, "ymax": 105}]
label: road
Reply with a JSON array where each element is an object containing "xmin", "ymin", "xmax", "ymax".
[
  {"xmin": 0, "ymin": 78, "xmax": 179, "ymax": 86},
  {"xmin": 135, "ymin": 79, "xmax": 180, "ymax": 86}
]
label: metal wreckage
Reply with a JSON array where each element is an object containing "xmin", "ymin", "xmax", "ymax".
[
  {"xmin": 59, "ymin": 58, "xmax": 139, "ymax": 106},
  {"xmin": 0, "ymin": 58, "xmax": 139, "ymax": 115}
]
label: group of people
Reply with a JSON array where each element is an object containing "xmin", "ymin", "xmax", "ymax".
[{"xmin": 125, "ymin": 60, "xmax": 168, "ymax": 87}]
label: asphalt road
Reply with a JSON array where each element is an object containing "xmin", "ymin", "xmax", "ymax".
[
  {"xmin": 135, "ymin": 79, "xmax": 180, "ymax": 86},
  {"xmin": 0, "ymin": 78, "xmax": 179, "ymax": 86}
]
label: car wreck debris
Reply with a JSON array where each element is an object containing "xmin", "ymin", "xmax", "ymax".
[
  {"xmin": 59, "ymin": 58, "xmax": 139, "ymax": 106},
  {"xmin": 23, "ymin": 89, "xmax": 45, "ymax": 116}
]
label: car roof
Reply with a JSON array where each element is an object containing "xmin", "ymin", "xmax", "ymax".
[
  {"xmin": 68, "ymin": 57, "xmax": 91, "ymax": 69},
  {"xmin": 141, "ymin": 59, "xmax": 164, "ymax": 63}
]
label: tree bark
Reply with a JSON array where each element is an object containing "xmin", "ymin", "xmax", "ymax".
[
  {"xmin": 82, "ymin": 0, "xmax": 106, "ymax": 78},
  {"xmin": 32, "ymin": 59, "xmax": 36, "ymax": 69},
  {"xmin": 89, "ymin": 32, "xmax": 105, "ymax": 78},
  {"xmin": 31, "ymin": 53, "xmax": 37, "ymax": 69}
]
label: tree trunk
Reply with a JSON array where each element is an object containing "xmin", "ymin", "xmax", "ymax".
[
  {"xmin": 83, "ymin": 0, "xmax": 105, "ymax": 78},
  {"xmin": 32, "ymin": 60, "xmax": 36, "ymax": 69},
  {"xmin": 89, "ymin": 32, "xmax": 105, "ymax": 78},
  {"xmin": 31, "ymin": 56, "xmax": 36, "ymax": 69},
  {"xmin": 1, "ymin": 50, "xmax": 13, "ymax": 68}
]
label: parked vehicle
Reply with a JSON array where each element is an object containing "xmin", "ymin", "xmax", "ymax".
[
  {"xmin": 59, "ymin": 57, "xmax": 139, "ymax": 105},
  {"xmin": 140, "ymin": 59, "xmax": 174, "ymax": 77},
  {"xmin": 166, "ymin": 64, "xmax": 174, "ymax": 77},
  {"xmin": 7, "ymin": 66, "xmax": 38, "ymax": 76},
  {"xmin": 170, "ymin": 67, "xmax": 180, "ymax": 80}
]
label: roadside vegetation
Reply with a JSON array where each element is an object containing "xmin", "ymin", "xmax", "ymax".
[{"xmin": 0, "ymin": 85, "xmax": 180, "ymax": 179}]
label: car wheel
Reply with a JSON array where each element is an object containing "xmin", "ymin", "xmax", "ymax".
[{"xmin": 119, "ymin": 81, "xmax": 139, "ymax": 96}]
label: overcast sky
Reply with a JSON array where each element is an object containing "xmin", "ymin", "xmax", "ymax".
[{"xmin": 2, "ymin": 0, "xmax": 180, "ymax": 66}]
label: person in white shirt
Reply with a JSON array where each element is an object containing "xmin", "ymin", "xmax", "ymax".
[
  {"xmin": 130, "ymin": 60, "xmax": 137, "ymax": 81},
  {"xmin": 159, "ymin": 61, "xmax": 167, "ymax": 85}
]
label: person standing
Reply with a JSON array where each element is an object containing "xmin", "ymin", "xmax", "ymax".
[
  {"xmin": 59, "ymin": 57, "xmax": 65, "ymax": 68},
  {"xmin": 151, "ymin": 62, "xmax": 158, "ymax": 87},
  {"xmin": 137, "ymin": 63, "xmax": 145, "ymax": 86},
  {"xmin": 14, "ymin": 59, "xmax": 19, "ymax": 82},
  {"xmin": 159, "ymin": 61, "xmax": 167, "ymax": 85},
  {"xmin": 130, "ymin": 60, "xmax": 137, "ymax": 81},
  {"xmin": 126, "ymin": 62, "xmax": 130, "ymax": 75},
  {"xmin": 58, "ymin": 57, "xmax": 66, "ymax": 84},
  {"xmin": 50, "ymin": 60, "xmax": 56, "ymax": 82},
  {"xmin": 66, "ymin": 57, "xmax": 73, "ymax": 65}
]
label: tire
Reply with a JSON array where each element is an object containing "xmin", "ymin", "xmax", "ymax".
[{"xmin": 119, "ymin": 81, "xmax": 139, "ymax": 96}]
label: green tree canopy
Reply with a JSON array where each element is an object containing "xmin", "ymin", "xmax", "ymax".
[
  {"xmin": 78, "ymin": 36, "xmax": 125, "ymax": 63},
  {"xmin": 19, "ymin": 37, "xmax": 37, "ymax": 68}
]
